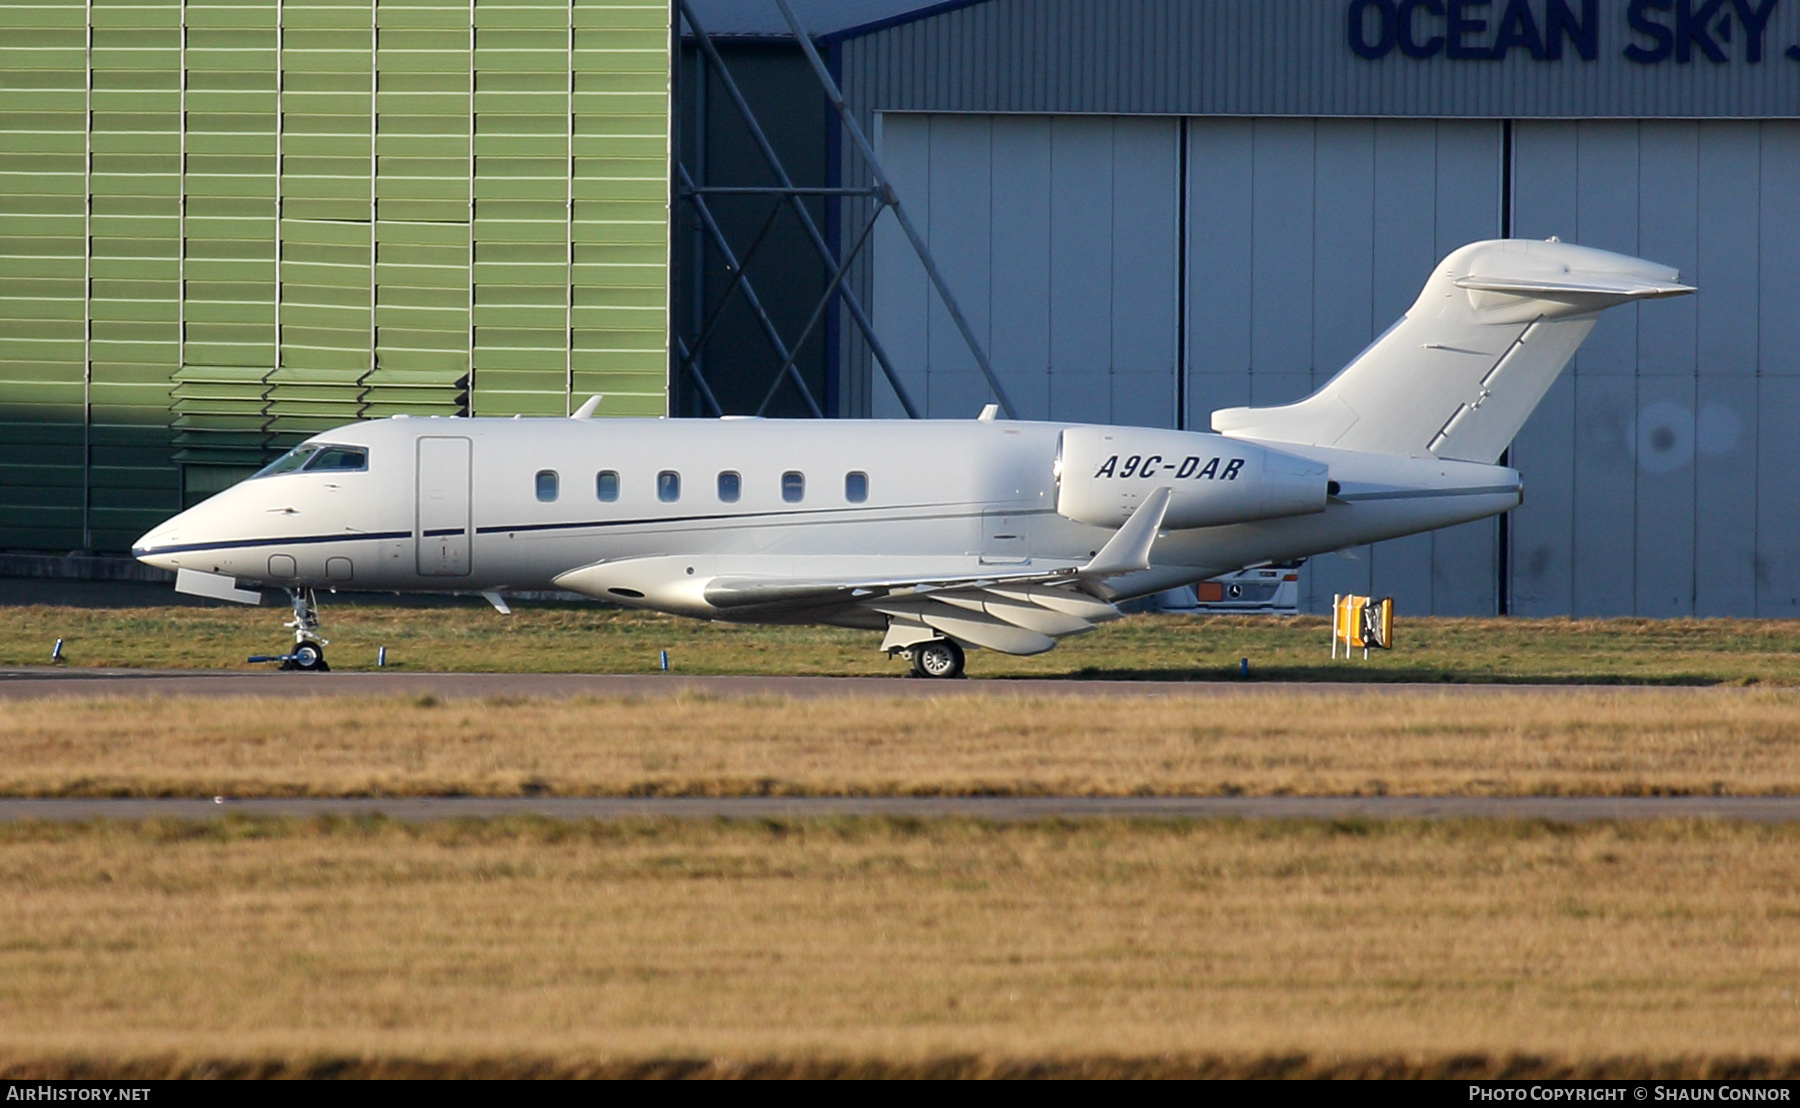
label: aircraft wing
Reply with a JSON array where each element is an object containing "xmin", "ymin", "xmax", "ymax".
[
  {"xmin": 551, "ymin": 489, "xmax": 1172, "ymax": 656},
  {"xmin": 699, "ymin": 564, "xmax": 1081, "ymax": 610},
  {"xmin": 554, "ymin": 556, "xmax": 1131, "ymax": 656},
  {"xmin": 703, "ymin": 487, "xmax": 1172, "ymax": 605}
]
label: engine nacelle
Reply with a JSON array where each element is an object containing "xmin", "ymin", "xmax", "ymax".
[{"xmin": 1056, "ymin": 426, "xmax": 1329, "ymax": 529}]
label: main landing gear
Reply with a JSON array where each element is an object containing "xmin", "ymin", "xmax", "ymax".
[
  {"xmin": 280, "ymin": 587, "xmax": 330, "ymax": 672},
  {"xmin": 901, "ymin": 638, "xmax": 965, "ymax": 680}
]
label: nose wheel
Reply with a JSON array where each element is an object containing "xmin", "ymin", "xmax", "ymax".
[
  {"xmin": 905, "ymin": 638, "xmax": 965, "ymax": 679},
  {"xmin": 278, "ymin": 588, "xmax": 330, "ymax": 672},
  {"xmin": 285, "ymin": 639, "xmax": 329, "ymax": 672}
]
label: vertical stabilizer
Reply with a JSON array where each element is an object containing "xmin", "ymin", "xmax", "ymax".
[{"xmin": 1210, "ymin": 240, "xmax": 1693, "ymax": 462}]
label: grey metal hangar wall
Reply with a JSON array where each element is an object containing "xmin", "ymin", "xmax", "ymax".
[{"xmin": 823, "ymin": 0, "xmax": 1800, "ymax": 618}]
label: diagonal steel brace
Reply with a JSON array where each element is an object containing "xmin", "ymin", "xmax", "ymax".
[
  {"xmin": 674, "ymin": 335, "xmax": 725, "ymax": 417},
  {"xmin": 676, "ymin": 0, "xmax": 921, "ymax": 420},
  {"xmin": 756, "ymin": 201, "xmax": 884, "ymax": 415},
  {"xmin": 774, "ymin": 0, "xmax": 1019, "ymax": 421},
  {"xmin": 679, "ymin": 164, "xmax": 823, "ymax": 418}
]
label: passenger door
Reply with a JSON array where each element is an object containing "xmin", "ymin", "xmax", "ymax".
[{"xmin": 416, "ymin": 436, "xmax": 471, "ymax": 576}]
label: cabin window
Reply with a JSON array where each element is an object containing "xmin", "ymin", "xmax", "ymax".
[
  {"xmin": 535, "ymin": 470, "xmax": 559, "ymax": 502},
  {"xmin": 781, "ymin": 471, "xmax": 805, "ymax": 503},
  {"xmin": 657, "ymin": 470, "xmax": 681, "ymax": 502},
  {"xmin": 303, "ymin": 446, "xmax": 368, "ymax": 473},
  {"xmin": 717, "ymin": 471, "xmax": 741, "ymax": 502},
  {"xmin": 596, "ymin": 470, "xmax": 619, "ymax": 501},
  {"xmin": 845, "ymin": 471, "xmax": 868, "ymax": 503}
]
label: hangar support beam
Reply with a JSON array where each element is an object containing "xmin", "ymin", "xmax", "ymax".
[
  {"xmin": 772, "ymin": 0, "xmax": 1019, "ymax": 422},
  {"xmin": 755, "ymin": 202, "xmax": 885, "ymax": 416},
  {"xmin": 676, "ymin": 0, "xmax": 938, "ymax": 420},
  {"xmin": 678, "ymin": 163, "xmax": 817, "ymax": 418}
]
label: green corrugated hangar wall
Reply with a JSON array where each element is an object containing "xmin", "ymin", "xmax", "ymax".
[{"xmin": 0, "ymin": 0, "xmax": 671, "ymax": 554}]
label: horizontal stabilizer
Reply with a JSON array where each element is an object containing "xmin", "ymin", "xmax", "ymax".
[{"xmin": 1453, "ymin": 274, "xmax": 1694, "ymax": 299}]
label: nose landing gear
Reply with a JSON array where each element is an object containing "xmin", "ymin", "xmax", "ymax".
[{"xmin": 280, "ymin": 588, "xmax": 330, "ymax": 672}]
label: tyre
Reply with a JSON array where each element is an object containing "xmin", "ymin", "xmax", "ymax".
[
  {"xmin": 910, "ymin": 638, "xmax": 964, "ymax": 679},
  {"xmin": 288, "ymin": 642, "xmax": 330, "ymax": 672}
]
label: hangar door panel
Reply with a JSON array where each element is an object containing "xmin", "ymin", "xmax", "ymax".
[
  {"xmin": 862, "ymin": 114, "xmax": 1800, "ymax": 621},
  {"xmin": 1507, "ymin": 121, "xmax": 1800, "ymax": 618},
  {"xmin": 1185, "ymin": 119, "xmax": 1503, "ymax": 616},
  {"xmin": 872, "ymin": 113, "xmax": 1180, "ymax": 426},
  {"xmin": 416, "ymin": 436, "xmax": 472, "ymax": 577}
]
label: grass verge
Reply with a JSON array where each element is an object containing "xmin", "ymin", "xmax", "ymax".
[
  {"xmin": 10, "ymin": 605, "xmax": 1800, "ymax": 683},
  {"xmin": 5, "ymin": 688, "xmax": 1800, "ymax": 798},
  {"xmin": 0, "ymin": 817, "xmax": 1797, "ymax": 1070}
]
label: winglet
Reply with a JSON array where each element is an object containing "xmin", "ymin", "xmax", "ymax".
[
  {"xmin": 1080, "ymin": 486, "xmax": 1172, "ymax": 578},
  {"xmin": 571, "ymin": 395, "xmax": 603, "ymax": 419}
]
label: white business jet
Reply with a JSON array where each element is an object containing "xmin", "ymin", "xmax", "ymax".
[{"xmin": 134, "ymin": 239, "xmax": 1690, "ymax": 676}]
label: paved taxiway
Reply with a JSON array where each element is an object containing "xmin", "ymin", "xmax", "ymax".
[
  {"xmin": 0, "ymin": 667, "xmax": 1729, "ymax": 700},
  {"xmin": 2, "ymin": 796, "xmax": 1796, "ymax": 822}
]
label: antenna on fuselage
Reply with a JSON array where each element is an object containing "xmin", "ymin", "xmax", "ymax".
[{"xmin": 571, "ymin": 395, "xmax": 603, "ymax": 420}]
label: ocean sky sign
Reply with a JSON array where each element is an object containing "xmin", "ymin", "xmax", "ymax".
[{"xmin": 1347, "ymin": 0, "xmax": 1800, "ymax": 63}]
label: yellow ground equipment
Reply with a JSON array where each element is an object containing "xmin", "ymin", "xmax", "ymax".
[{"xmin": 1332, "ymin": 594, "xmax": 1394, "ymax": 659}]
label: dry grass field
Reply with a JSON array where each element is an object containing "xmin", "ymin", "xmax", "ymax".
[
  {"xmin": 1, "ymin": 817, "xmax": 1798, "ymax": 1077},
  {"xmin": 4, "ymin": 688, "xmax": 1800, "ymax": 799},
  {"xmin": 8, "ymin": 607, "xmax": 1800, "ymax": 1078},
  {"xmin": 8, "ymin": 603, "xmax": 1800, "ymax": 683}
]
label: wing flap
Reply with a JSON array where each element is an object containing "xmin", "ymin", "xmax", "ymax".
[
  {"xmin": 700, "ymin": 564, "xmax": 1082, "ymax": 611},
  {"xmin": 987, "ymin": 584, "xmax": 1123, "ymax": 622},
  {"xmin": 868, "ymin": 602, "xmax": 1058, "ymax": 656},
  {"xmin": 876, "ymin": 589, "xmax": 1105, "ymax": 640},
  {"xmin": 978, "ymin": 596, "xmax": 1096, "ymax": 637}
]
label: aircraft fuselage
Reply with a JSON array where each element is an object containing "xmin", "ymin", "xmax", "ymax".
[{"xmin": 134, "ymin": 414, "xmax": 1518, "ymax": 607}]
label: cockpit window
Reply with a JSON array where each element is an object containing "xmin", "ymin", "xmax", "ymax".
[
  {"xmin": 253, "ymin": 443, "xmax": 369, "ymax": 478},
  {"xmin": 303, "ymin": 446, "xmax": 368, "ymax": 473},
  {"xmin": 252, "ymin": 444, "xmax": 322, "ymax": 478}
]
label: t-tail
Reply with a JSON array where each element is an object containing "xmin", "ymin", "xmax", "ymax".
[{"xmin": 1210, "ymin": 239, "xmax": 1694, "ymax": 463}]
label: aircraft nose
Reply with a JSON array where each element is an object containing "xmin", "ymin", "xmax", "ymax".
[
  {"xmin": 132, "ymin": 511, "xmax": 190, "ymax": 570},
  {"xmin": 131, "ymin": 534, "xmax": 172, "ymax": 570}
]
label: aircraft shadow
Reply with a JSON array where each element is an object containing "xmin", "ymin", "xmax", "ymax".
[{"xmin": 1023, "ymin": 666, "xmax": 1728, "ymax": 687}]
